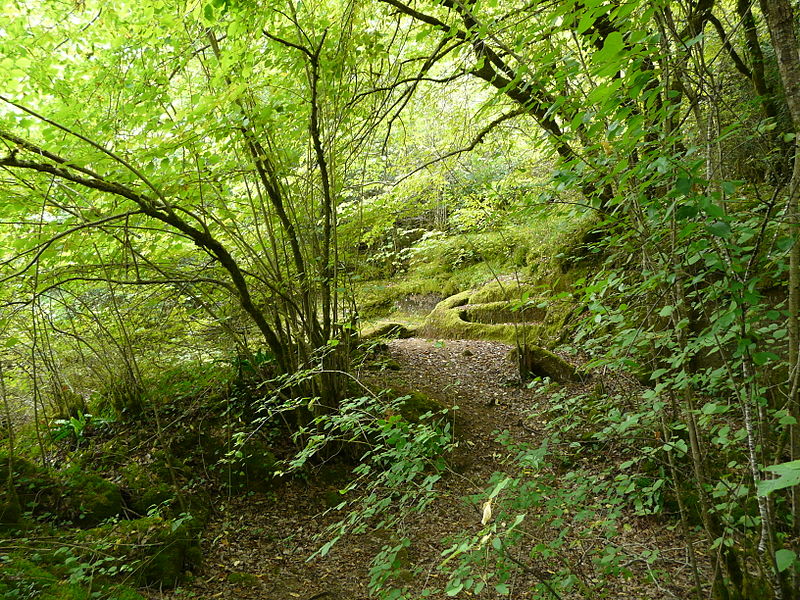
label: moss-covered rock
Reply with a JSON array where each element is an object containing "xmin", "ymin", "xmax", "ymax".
[
  {"xmin": 356, "ymin": 278, "xmax": 459, "ymax": 319},
  {"xmin": 459, "ymin": 300, "xmax": 547, "ymax": 325},
  {"xmin": 421, "ymin": 290, "xmax": 570, "ymax": 346},
  {"xmin": 361, "ymin": 322, "xmax": 417, "ymax": 340},
  {"xmin": 80, "ymin": 515, "xmax": 200, "ymax": 587},
  {"xmin": 0, "ymin": 550, "xmax": 151, "ymax": 599},
  {"xmin": 52, "ymin": 387, "xmax": 88, "ymax": 420},
  {"xmin": 508, "ymin": 345, "xmax": 581, "ymax": 383},
  {"xmin": 120, "ymin": 461, "xmax": 175, "ymax": 516},
  {"xmin": 227, "ymin": 571, "xmax": 262, "ymax": 587},
  {"xmin": 222, "ymin": 442, "xmax": 278, "ymax": 493},
  {"xmin": 61, "ymin": 468, "xmax": 122, "ymax": 527},
  {"xmin": 0, "ymin": 453, "xmax": 58, "ymax": 519},
  {"xmin": 468, "ymin": 280, "xmax": 539, "ymax": 304},
  {"xmin": 0, "ymin": 485, "xmax": 22, "ymax": 524},
  {"xmin": 38, "ymin": 582, "xmax": 91, "ymax": 600},
  {"xmin": 323, "ymin": 489, "xmax": 346, "ymax": 508},
  {"xmin": 397, "ymin": 390, "xmax": 448, "ymax": 423},
  {"xmin": 0, "ymin": 554, "xmax": 59, "ymax": 597},
  {"xmin": 102, "ymin": 585, "xmax": 147, "ymax": 600},
  {"xmin": 104, "ymin": 378, "xmax": 146, "ymax": 417},
  {"xmin": 168, "ymin": 428, "xmax": 222, "ymax": 462}
]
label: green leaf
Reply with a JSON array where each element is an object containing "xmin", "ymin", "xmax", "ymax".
[
  {"xmin": 658, "ymin": 305, "xmax": 674, "ymax": 317},
  {"xmin": 702, "ymin": 202, "xmax": 725, "ymax": 219},
  {"xmin": 675, "ymin": 177, "xmax": 693, "ymax": 196},
  {"xmin": 752, "ymin": 352, "xmax": 778, "ymax": 366},
  {"xmin": 592, "ymin": 31, "xmax": 626, "ymax": 76},
  {"xmin": 684, "ymin": 32, "xmax": 705, "ymax": 47},
  {"xmin": 577, "ymin": 13, "xmax": 596, "ymax": 35},
  {"xmin": 445, "ymin": 581, "xmax": 464, "ymax": 596},
  {"xmin": 775, "ymin": 549, "xmax": 796, "ymax": 573},
  {"xmin": 721, "ymin": 181, "xmax": 737, "ymax": 195},
  {"xmin": 650, "ymin": 368, "xmax": 668, "ymax": 380},
  {"xmin": 317, "ymin": 536, "xmax": 339, "ymax": 557},
  {"xmin": 495, "ymin": 583, "xmax": 510, "ymax": 595},
  {"xmin": 706, "ymin": 221, "xmax": 731, "ymax": 238},
  {"xmin": 600, "ymin": 31, "xmax": 624, "ymax": 56},
  {"xmin": 587, "ymin": 78, "xmax": 622, "ymax": 104},
  {"xmin": 758, "ymin": 460, "xmax": 800, "ymax": 497},
  {"xmin": 487, "ymin": 476, "xmax": 512, "ymax": 500}
]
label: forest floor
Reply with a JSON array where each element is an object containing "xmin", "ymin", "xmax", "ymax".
[{"xmin": 149, "ymin": 338, "xmax": 702, "ymax": 600}]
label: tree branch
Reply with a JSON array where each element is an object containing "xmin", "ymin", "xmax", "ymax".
[
  {"xmin": 707, "ymin": 12, "xmax": 752, "ymax": 81},
  {"xmin": 0, "ymin": 210, "xmax": 143, "ymax": 283},
  {"xmin": 0, "ymin": 97, "xmax": 169, "ymax": 210},
  {"xmin": 378, "ymin": 0, "xmax": 468, "ymax": 40},
  {"xmin": 0, "ymin": 137, "xmax": 288, "ymax": 369}
]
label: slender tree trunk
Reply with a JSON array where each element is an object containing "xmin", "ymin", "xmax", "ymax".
[
  {"xmin": 761, "ymin": 0, "xmax": 800, "ymax": 579},
  {"xmin": 738, "ymin": 0, "xmax": 779, "ymax": 120},
  {"xmin": 760, "ymin": 2, "xmax": 800, "ymax": 597}
]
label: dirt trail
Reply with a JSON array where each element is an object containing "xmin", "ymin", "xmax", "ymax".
[{"xmin": 152, "ymin": 338, "xmax": 691, "ymax": 600}]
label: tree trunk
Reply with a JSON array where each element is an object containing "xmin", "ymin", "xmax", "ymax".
[{"xmin": 760, "ymin": 2, "xmax": 800, "ymax": 597}]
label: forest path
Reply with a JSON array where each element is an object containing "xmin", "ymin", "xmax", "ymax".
[
  {"xmin": 151, "ymin": 338, "xmax": 685, "ymax": 600},
  {"xmin": 371, "ymin": 337, "xmax": 548, "ymax": 482}
]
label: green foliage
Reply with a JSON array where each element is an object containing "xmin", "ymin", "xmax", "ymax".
[
  {"xmin": 49, "ymin": 413, "xmax": 114, "ymax": 449},
  {"xmin": 0, "ymin": 551, "xmax": 145, "ymax": 600},
  {"xmin": 0, "ymin": 555, "xmax": 58, "ymax": 599},
  {"xmin": 420, "ymin": 430, "xmax": 660, "ymax": 599},
  {"xmin": 758, "ymin": 460, "xmax": 800, "ymax": 497},
  {"xmin": 218, "ymin": 436, "xmax": 278, "ymax": 493},
  {"xmin": 275, "ymin": 392, "xmax": 453, "ymax": 597},
  {"xmin": 0, "ymin": 0, "xmax": 798, "ymax": 598},
  {"xmin": 561, "ymin": 84, "xmax": 798, "ymax": 598},
  {"xmin": 144, "ymin": 361, "xmax": 231, "ymax": 407}
]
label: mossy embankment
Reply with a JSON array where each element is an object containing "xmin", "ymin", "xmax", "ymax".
[{"xmin": 355, "ymin": 210, "xmax": 602, "ymax": 350}]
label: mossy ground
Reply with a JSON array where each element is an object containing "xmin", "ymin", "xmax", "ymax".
[
  {"xmin": 0, "ymin": 454, "xmax": 58, "ymax": 523},
  {"xmin": 77, "ymin": 515, "xmax": 201, "ymax": 587},
  {"xmin": 0, "ymin": 361, "xmax": 277, "ymax": 597}
]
